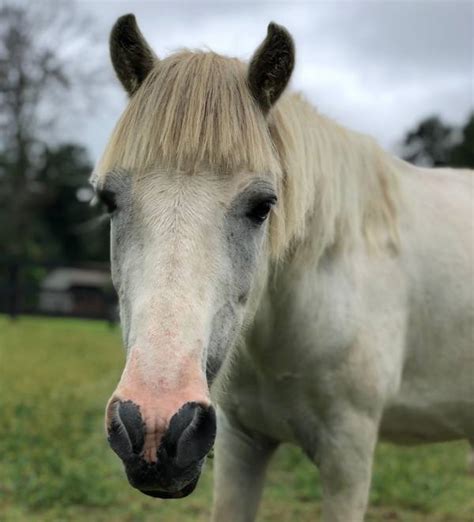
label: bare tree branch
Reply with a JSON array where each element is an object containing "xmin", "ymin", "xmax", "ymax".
[{"xmin": 0, "ymin": 0, "xmax": 109, "ymax": 258}]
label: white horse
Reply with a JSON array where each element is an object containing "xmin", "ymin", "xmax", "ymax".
[{"xmin": 93, "ymin": 15, "xmax": 474, "ymax": 521}]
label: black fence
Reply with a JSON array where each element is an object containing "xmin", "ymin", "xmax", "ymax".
[{"xmin": 0, "ymin": 258, "xmax": 118, "ymax": 323}]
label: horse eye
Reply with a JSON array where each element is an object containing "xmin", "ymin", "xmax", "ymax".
[
  {"xmin": 97, "ymin": 189, "xmax": 117, "ymax": 214},
  {"xmin": 247, "ymin": 196, "xmax": 277, "ymax": 225}
]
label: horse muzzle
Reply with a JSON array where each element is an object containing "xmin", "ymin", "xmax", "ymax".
[{"xmin": 107, "ymin": 400, "xmax": 216, "ymax": 498}]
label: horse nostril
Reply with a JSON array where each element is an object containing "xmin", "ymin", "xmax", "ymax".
[
  {"xmin": 163, "ymin": 402, "xmax": 216, "ymax": 469},
  {"xmin": 118, "ymin": 400, "xmax": 146, "ymax": 454},
  {"xmin": 108, "ymin": 400, "xmax": 145, "ymax": 459}
]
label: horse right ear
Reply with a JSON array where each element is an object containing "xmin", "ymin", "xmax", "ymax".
[
  {"xmin": 110, "ymin": 14, "xmax": 157, "ymax": 97},
  {"xmin": 248, "ymin": 22, "xmax": 295, "ymax": 114}
]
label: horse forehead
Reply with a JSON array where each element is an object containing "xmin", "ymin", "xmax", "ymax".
[
  {"xmin": 130, "ymin": 177, "xmax": 216, "ymax": 232},
  {"xmin": 131, "ymin": 169, "xmax": 262, "ymax": 214}
]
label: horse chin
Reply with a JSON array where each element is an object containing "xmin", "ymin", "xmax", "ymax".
[{"xmin": 138, "ymin": 477, "xmax": 199, "ymax": 499}]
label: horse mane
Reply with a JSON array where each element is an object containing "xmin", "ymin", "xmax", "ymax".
[
  {"xmin": 98, "ymin": 51, "xmax": 281, "ymax": 175},
  {"xmin": 269, "ymin": 94, "xmax": 400, "ymax": 258},
  {"xmin": 97, "ymin": 50, "xmax": 400, "ymax": 260}
]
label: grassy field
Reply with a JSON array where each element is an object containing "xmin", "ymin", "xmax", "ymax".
[{"xmin": 0, "ymin": 316, "xmax": 472, "ymax": 522}]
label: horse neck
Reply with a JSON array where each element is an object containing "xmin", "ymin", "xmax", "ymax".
[{"xmin": 270, "ymin": 93, "xmax": 400, "ymax": 263}]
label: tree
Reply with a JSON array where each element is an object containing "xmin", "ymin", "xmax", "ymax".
[
  {"xmin": 450, "ymin": 113, "xmax": 474, "ymax": 168},
  {"xmin": 32, "ymin": 143, "xmax": 109, "ymax": 262},
  {"xmin": 0, "ymin": 1, "xmax": 107, "ymax": 261},
  {"xmin": 402, "ymin": 116, "xmax": 454, "ymax": 167},
  {"xmin": 402, "ymin": 113, "xmax": 474, "ymax": 169}
]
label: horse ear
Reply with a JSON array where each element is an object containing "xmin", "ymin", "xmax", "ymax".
[
  {"xmin": 110, "ymin": 14, "xmax": 157, "ymax": 96},
  {"xmin": 248, "ymin": 22, "xmax": 295, "ymax": 114}
]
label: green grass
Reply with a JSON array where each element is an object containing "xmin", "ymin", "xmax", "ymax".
[{"xmin": 0, "ymin": 316, "xmax": 472, "ymax": 521}]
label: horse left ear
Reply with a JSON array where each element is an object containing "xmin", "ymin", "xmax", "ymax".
[
  {"xmin": 248, "ymin": 22, "xmax": 295, "ymax": 114},
  {"xmin": 110, "ymin": 14, "xmax": 157, "ymax": 96}
]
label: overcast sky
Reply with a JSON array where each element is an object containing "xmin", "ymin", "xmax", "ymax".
[{"xmin": 70, "ymin": 0, "xmax": 473, "ymax": 163}]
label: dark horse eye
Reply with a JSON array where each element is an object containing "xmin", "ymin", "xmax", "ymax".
[
  {"xmin": 247, "ymin": 196, "xmax": 277, "ymax": 225},
  {"xmin": 97, "ymin": 189, "xmax": 117, "ymax": 214}
]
